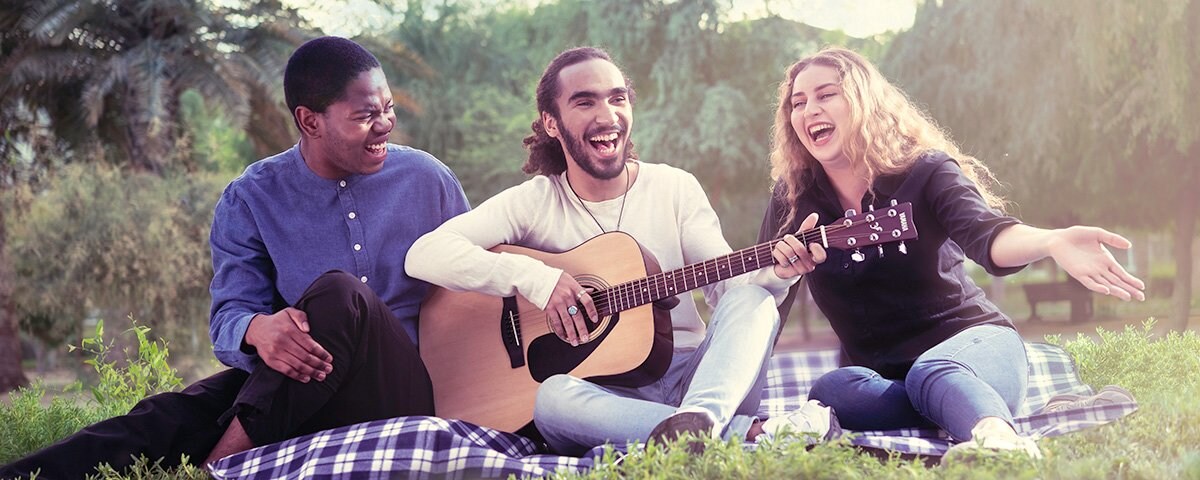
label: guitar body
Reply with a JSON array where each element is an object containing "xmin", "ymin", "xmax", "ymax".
[
  {"xmin": 418, "ymin": 202, "xmax": 919, "ymax": 433},
  {"xmin": 419, "ymin": 232, "xmax": 674, "ymax": 433}
]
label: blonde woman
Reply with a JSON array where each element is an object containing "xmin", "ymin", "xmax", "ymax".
[{"xmin": 758, "ymin": 47, "xmax": 1144, "ymax": 457}]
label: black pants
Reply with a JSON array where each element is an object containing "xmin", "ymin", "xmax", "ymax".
[{"xmin": 0, "ymin": 271, "xmax": 434, "ymax": 479}]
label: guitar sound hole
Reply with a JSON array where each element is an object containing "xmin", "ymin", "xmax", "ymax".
[{"xmin": 572, "ymin": 277, "xmax": 608, "ymax": 338}]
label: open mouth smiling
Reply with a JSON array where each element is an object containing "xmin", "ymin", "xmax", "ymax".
[
  {"xmin": 588, "ymin": 131, "xmax": 620, "ymax": 156},
  {"xmin": 808, "ymin": 122, "xmax": 834, "ymax": 143}
]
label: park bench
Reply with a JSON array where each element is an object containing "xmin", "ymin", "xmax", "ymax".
[{"xmin": 1022, "ymin": 278, "xmax": 1093, "ymax": 323}]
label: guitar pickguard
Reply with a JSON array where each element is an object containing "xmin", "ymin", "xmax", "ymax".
[{"xmin": 526, "ymin": 312, "xmax": 620, "ymax": 382}]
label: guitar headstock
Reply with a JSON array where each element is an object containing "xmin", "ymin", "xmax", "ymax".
[{"xmin": 810, "ymin": 202, "xmax": 918, "ymax": 250}]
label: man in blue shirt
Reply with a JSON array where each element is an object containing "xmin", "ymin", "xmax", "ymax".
[{"xmin": 0, "ymin": 37, "xmax": 469, "ymax": 479}]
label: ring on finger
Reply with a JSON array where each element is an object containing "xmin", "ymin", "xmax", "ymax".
[
  {"xmin": 567, "ymin": 305, "xmax": 579, "ymax": 316},
  {"xmin": 788, "ymin": 255, "xmax": 799, "ymax": 264},
  {"xmin": 577, "ymin": 290, "xmax": 588, "ymax": 299}
]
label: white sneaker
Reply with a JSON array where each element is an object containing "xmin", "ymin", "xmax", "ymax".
[
  {"xmin": 944, "ymin": 426, "xmax": 1043, "ymax": 462},
  {"xmin": 758, "ymin": 399, "xmax": 842, "ymax": 445}
]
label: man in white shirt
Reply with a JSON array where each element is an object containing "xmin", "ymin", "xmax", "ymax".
[{"xmin": 407, "ymin": 47, "xmax": 834, "ymax": 455}]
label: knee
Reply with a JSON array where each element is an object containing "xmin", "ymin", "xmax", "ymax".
[
  {"xmin": 904, "ymin": 357, "xmax": 969, "ymax": 405},
  {"xmin": 297, "ymin": 270, "xmax": 378, "ymax": 328},
  {"xmin": 307, "ymin": 270, "xmax": 372, "ymax": 302},
  {"xmin": 712, "ymin": 285, "xmax": 779, "ymax": 332},
  {"xmin": 809, "ymin": 366, "xmax": 876, "ymax": 406},
  {"xmin": 535, "ymin": 375, "xmax": 577, "ymax": 411},
  {"xmin": 725, "ymin": 285, "xmax": 773, "ymax": 307},
  {"xmin": 905, "ymin": 357, "xmax": 965, "ymax": 390},
  {"xmin": 534, "ymin": 375, "xmax": 581, "ymax": 426}
]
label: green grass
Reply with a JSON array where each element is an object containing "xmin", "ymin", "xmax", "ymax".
[
  {"xmin": 3, "ymin": 321, "xmax": 1198, "ymax": 479},
  {"xmin": 555, "ymin": 321, "xmax": 1200, "ymax": 480},
  {"xmin": 0, "ymin": 382, "xmax": 104, "ymax": 467}
]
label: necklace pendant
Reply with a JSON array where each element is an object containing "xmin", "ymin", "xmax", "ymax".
[{"xmin": 569, "ymin": 163, "xmax": 632, "ymax": 234}]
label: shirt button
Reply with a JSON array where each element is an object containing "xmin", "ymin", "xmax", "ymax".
[
  {"xmin": 360, "ymin": 276, "xmax": 368, "ymax": 283},
  {"xmin": 842, "ymin": 263, "xmax": 850, "ymax": 269},
  {"xmin": 353, "ymin": 243, "xmax": 362, "ymax": 251},
  {"xmin": 348, "ymin": 212, "xmax": 357, "ymax": 219},
  {"xmin": 339, "ymin": 180, "xmax": 347, "ymax": 188}
]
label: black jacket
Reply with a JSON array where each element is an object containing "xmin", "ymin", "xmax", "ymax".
[{"xmin": 759, "ymin": 151, "xmax": 1024, "ymax": 379}]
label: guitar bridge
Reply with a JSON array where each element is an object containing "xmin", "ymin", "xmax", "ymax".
[{"xmin": 500, "ymin": 296, "xmax": 525, "ymax": 369}]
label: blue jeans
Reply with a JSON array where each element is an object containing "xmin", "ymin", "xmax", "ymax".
[
  {"xmin": 534, "ymin": 285, "xmax": 780, "ymax": 455},
  {"xmin": 808, "ymin": 324, "xmax": 1027, "ymax": 441}
]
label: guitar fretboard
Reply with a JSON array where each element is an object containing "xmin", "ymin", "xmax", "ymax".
[
  {"xmin": 588, "ymin": 201, "xmax": 914, "ymax": 317},
  {"xmin": 593, "ymin": 230, "xmax": 819, "ymax": 317}
]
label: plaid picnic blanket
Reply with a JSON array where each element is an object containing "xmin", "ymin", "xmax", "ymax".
[{"xmin": 208, "ymin": 342, "xmax": 1137, "ymax": 479}]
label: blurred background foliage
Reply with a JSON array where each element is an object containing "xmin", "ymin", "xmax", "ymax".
[{"xmin": 0, "ymin": 0, "xmax": 1196, "ymax": 390}]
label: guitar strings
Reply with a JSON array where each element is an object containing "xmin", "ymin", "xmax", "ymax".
[
  {"xmin": 512, "ymin": 216, "xmax": 896, "ymax": 337},
  {"xmin": 589, "ymin": 220, "xmax": 871, "ymax": 311},
  {"xmin": 582, "ymin": 221, "xmax": 878, "ymax": 315}
]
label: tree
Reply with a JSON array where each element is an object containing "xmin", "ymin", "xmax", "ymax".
[
  {"xmin": 389, "ymin": 0, "xmax": 539, "ymax": 203},
  {"xmin": 0, "ymin": 0, "xmax": 311, "ymax": 391},
  {"xmin": 0, "ymin": 0, "xmax": 315, "ymax": 172},
  {"xmin": 390, "ymin": 0, "xmax": 860, "ymax": 245},
  {"xmin": 8, "ymin": 164, "xmax": 224, "ymax": 363},
  {"xmin": 0, "ymin": 198, "xmax": 24, "ymax": 391},
  {"xmin": 884, "ymin": 0, "xmax": 1199, "ymax": 330}
]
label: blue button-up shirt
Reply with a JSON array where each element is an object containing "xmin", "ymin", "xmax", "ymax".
[{"xmin": 208, "ymin": 143, "xmax": 470, "ymax": 372}]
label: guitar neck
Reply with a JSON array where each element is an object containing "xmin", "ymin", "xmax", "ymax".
[
  {"xmin": 590, "ymin": 201, "xmax": 916, "ymax": 317},
  {"xmin": 594, "ymin": 229, "xmax": 820, "ymax": 317}
]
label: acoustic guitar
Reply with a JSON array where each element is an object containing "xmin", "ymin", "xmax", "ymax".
[{"xmin": 419, "ymin": 202, "xmax": 917, "ymax": 432}]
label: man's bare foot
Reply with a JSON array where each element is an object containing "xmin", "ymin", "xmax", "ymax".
[{"xmin": 205, "ymin": 417, "xmax": 255, "ymax": 465}]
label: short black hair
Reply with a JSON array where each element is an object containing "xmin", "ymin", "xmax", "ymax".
[{"xmin": 283, "ymin": 36, "xmax": 381, "ymax": 130}]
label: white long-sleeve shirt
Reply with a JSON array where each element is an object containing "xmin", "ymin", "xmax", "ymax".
[{"xmin": 406, "ymin": 161, "xmax": 796, "ymax": 350}]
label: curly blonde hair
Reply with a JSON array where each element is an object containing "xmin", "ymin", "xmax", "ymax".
[{"xmin": 768, "ymin": 47, "xmax": 1004, "ymax": 234}]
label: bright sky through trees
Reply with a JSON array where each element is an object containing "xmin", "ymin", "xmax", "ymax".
[
  {"xmin": 729, "ymin": 0, "xmax": 917, "ymax": 37},
  {"xmin": 280, "ymin": 0, "xmax": 918, "ymax": 38}
]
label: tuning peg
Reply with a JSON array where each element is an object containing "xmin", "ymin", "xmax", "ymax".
[
  {"xmin": 851, "ymin": 249, "xmax": 866, "ymax": 262},
  {"xmin": 890, "ymin": 199, "xmax": 898, "ymax": 206},
  {"xmin": 868, "ymin": 204, "xmax": 875, "ymax": 211},
  {"xmin": 899, "ymin": 241, "xmax": 908, "ymax": 255},
  {"xmin": 877, "ymin": 245, "xmax": 884, "ymax": 258},
  {"xmin": 844, "ymin": 208, "xmax": 857, "ymax": 217}
]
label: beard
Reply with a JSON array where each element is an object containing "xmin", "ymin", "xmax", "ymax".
[{"xmin": 557, "ymin": 120, "xmax": 630, "ymax": 180}]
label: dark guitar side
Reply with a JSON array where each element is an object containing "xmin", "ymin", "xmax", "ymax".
[{"xmin": 419, "ymin": 232, "xmax": 674, "ymax": 433}]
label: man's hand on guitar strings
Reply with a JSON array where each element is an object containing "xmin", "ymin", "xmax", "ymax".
[
  {"xmin": 772, "ymin": 212, "xmax": 827, "ymax": 279},
  {"xmin": 547, "ymin": 272, "xmax": 600, "ymax": 346}
]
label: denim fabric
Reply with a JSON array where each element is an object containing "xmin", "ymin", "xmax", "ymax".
[
  {"xmin": 534, "ymin": 285, "xmax": 780, "ymax": 455},
  {"xmin": 808, "ymin": 324, "xmax": 1027, "ymax": 441}
]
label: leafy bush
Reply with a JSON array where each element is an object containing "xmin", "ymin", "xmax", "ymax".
[
  {"xmin": 179, "ymin": 89, "xmax": 256, "ymax": 175},
  {"xmin": 0, "ymin": 382, "xmax": 102, "ymax": 466},
  {"xmin": 7, "ymin": 163, "xmax": 228, "ymax": 359},
  {"xmin": 0, "ymin": 319, "xmax": 181, "ymax": 470},
  {"xmin": 1047, "ymin": 320, "xmax": 1200, "ymax": 403},
  {"xmin": 87, "ymin": 456, "xmax": 211, "ymax": 480},
  {"xmin": 67, "ymin": 318, "xmax": 183, "ymax": 419},
  {"xmin": 1040, "ymin": 321, "xmax": 1200, "ymax": 479}
]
